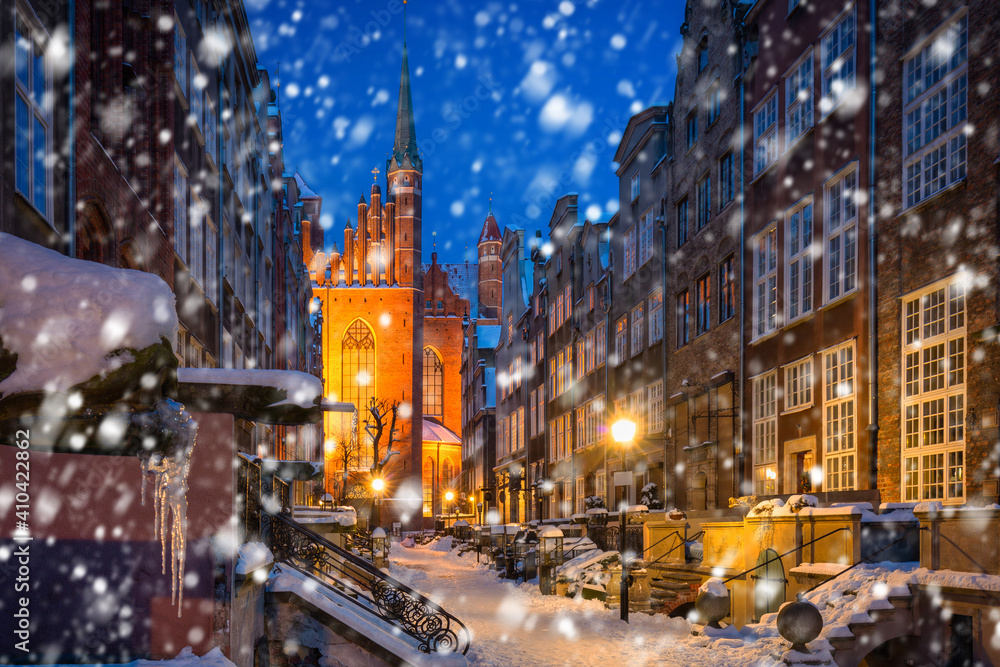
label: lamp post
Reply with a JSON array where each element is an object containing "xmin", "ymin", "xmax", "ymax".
[
  {"xmin": 611, "ymin": 417, "xmax": 637, "ymax": 623},
  {"xmin": 372, "ymin": 477, "xmax": 385, "ymax": 531},
  {"xmin": 445, "ymin": 490, "xmax": 455, "ymax": 529}
]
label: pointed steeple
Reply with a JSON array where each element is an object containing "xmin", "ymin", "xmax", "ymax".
[{"xmin": 390, "ymin": 44, "xmax": 421, "ymax": 173}]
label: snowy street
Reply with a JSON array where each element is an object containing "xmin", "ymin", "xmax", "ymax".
[{"xmin": 387, "ymin": 540, "xmax": 783, "ymax": 667}]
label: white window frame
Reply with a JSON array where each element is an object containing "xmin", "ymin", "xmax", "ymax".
[
  {"xmin": 649, "ymin": 289, "xmax": 664, "ymax": 344},
  {"xmin": 753, "ymin": 90, "xmax": 778, "ymax": 176},
  {"xmin": 901, "ymin": 11, "xmax": 969, "ymax": 209},
  {"xmin": 614, "ymin": 316, "xmax": 628, "ymax": 367},
  {"xmin": 753, "ymin": 225, "xmax": 778, "ymax": 338},
  {"xmin": 631, "ymin": 304, "xmax": 644, "ymax": 357},
  {"xmin": 623, "ymin": 224, "xmax": 637, "ymax": 279},
  {"xmin": 785, "ymin": 48, "xmax": 814, "ymax": 146},
  {"xmin": 648, "ymin": 381, "xmax": 664, "ymax": 433},
  {"xmin": 630, "ymin": 172, "xmax": 640, "ymax": 201},
  {"xmin": 825, "ymin": 164, "xmax": 858, "ymax": 303},
  {"xmin": 14, "ymin": 10, "xmax": 51, "ymax": 219},
  {"xmin": 820, "ymin": 6, "xmax": 856, "ymax": 115},
  {"xmin": 901, "ymin": 275, "xmax": 967, "ymax": 504},
  {"xmin": 823, "ymin": 340, "xmax": 856, "ymax": 492},
  {"xmin": 783, "ymin": 356, "xmax": 814, "ymax": 413},
  {"xmin": 753, "ymin": 370, "xmax": 778, "ymax": 495},
  {"xmin": 786, "ymin": 197, "xmax": 814, "ymax": 321},
  {"xmin": 638, "ymin": 209, "xmax": 654, "ymax": 266}
]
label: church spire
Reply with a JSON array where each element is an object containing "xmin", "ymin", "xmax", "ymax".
[{"xmin": 390, "ymin": 40, "xmax": 421, "ymax": 173}]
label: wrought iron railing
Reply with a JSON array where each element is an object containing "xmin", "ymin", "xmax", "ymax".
[
  {"xmin": 270, "ymin": 513, "xmax": 471, "ymax": 654},
  {"xmin": 588, "ymin": 524, "xmax": 644, "ymax": 555},
  {"xmin": 646, "ymin": 530, "xmax": 705, "ymax": 568}
]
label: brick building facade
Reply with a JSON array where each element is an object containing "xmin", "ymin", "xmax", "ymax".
[{"xmin": 875, "ymin": 0, "xmax": 1000, "ymax": 505}]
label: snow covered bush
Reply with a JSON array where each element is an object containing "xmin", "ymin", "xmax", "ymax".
[
  {"xmin": 640, "ymin": 482, "xmax": 664, "ymax": 510},
  {"xmin": 584, "ymin": 495, "xmax": 606, "ymax": 510}
]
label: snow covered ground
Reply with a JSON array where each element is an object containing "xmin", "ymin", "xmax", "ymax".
[{"xmin": 388, "ymin": 540, "xmax": 788, "ymax": 667}]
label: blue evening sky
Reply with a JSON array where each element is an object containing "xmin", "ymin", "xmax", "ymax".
[{"xmin": 245, "ymin": 0, "xmax": 685, "ymax": 263}]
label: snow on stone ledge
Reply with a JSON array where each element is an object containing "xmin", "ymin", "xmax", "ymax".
[
  {"xmin": 0, "ymin": 232, "xmax": 177, "ymax": 395},
  {"xmin": 137, "ymin": 646, "xmax": 237, "ymax": 667},
  {"xmin": 235, "ymin": 542, "xmax": 274, "ymax": 578},
  {"xmin": 176, "ymin": 367, "xmax": 322, "ymax": 408},
  {"xmin": 699, "ymin": 577, "xmax": 730, "ymax": 597}
]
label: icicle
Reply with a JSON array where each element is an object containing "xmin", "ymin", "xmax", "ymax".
[{"xmin": 135, "ymin": 399, "xmax": 198, "ymax": 617}]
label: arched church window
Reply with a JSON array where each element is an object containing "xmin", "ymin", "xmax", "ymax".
[
  {"xmin": 441, "ymin": 457, "xmax": 454, "ymax": 489},
  {"xmin": 342, "ymin": 319, "xmax": 375, "ymax": 467},
  {"xmin": 423, "ymin": 347, "xmax": 444, "ymax": 417}
]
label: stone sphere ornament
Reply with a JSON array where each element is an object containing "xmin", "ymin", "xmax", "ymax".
[
  {"xmin": 695, "ymin": 588, "xmax": 730, "ymax": 628},
  {"xmin": 777, "ymin": 599, "xmax": 823, "ymax": 652}
]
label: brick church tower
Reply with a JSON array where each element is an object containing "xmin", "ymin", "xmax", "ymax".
[{"xmin": 477, "ymin": 210, "xmax": 502, "ymax": 320}]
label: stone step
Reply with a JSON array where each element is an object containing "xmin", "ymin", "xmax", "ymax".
[
  {"xmin": 868, "ymin": 606, "xmax": 895, "ymax": 623},
  {"xmin": 651, "ymin": 579, "xmax": 693, "ymax": 591},
  {"xmin": 650, "ymin": 589, "xmax": 678, "ymax": 600},
  {"xmin": 828, "ymin": 634, "xmax": 856, "ymax": 652},
  {"xmin": 889, "ymin": 594, "xmax": 914, "ymax": 609}
]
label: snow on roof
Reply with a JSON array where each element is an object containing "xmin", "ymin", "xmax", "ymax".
[
  {"xmin": 423, "ymin": 419, "xmax": 461, "ymax": 444},
  {"xmin": 477, "ymin": 325, "xmax": 501, "ymax": 349},
  {"xmin": 177, "ymin": 367, "xmax": 322, "ymax": 408},
  {"xmin": 0, "ymin": 232, "xmax": 177, "ymax": 396},
  {"xmin": 293, "ymin": 172, "xmax": 320, "ymax": 199}
]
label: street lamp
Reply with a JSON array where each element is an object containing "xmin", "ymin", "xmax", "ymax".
[
  {"xmin": 372, "ymin": 477, "xmax": 385, "ymax": 530},
  {"xmin": 445, "ymin": 490, "xmax": 455, "ymax": 529},
  {"xmin": 611, "ymin": 416, "xmax": 637, "ymax": 623}
]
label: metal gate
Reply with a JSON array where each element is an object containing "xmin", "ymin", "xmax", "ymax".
[{"xmin": 752, "ymin": 548, "xmax": 786, "ymax": 621}]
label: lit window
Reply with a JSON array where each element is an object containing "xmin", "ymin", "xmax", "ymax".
[
  {"xmin": 615, "ymin": 317, "xmax": 628, "ymax": 366},
  {"xmin": 901, "ymin": 275, "xmax": 966, "ymax": 503},
  {"xmin": 753, "ymin": 371, "xmax": 778, "ymax": 495},
  {"xmin": 754, "ymin": 91, "xmax": 778, "ymax": 175},
  {"xmin": 648, "ymin": 382, "xmax": 664, "ymax": 433},
  {"xmin": 902, "ymin": 13, "xmax": 968, "ymax": 208},
  {"xmin": 821, "ymin": 8, "xmax": 856, "ymax": 113},
  {"xmin": 784, "ymin": 357, "xmax": 813, "ymax": 412},
  {"xmin": 343, "ymin": 319, "xmax": 376, "ymax": 468},
  {"xmin": 696, "ymin": 273, "xmax": 711, "ymax": 336},
  {"xmin": 786, "ymin": 198, "xmax": 814, "ymax": 320},
  {"xmin": 823, "ymin": 341, "xmax": 856, "ymax": 492}
]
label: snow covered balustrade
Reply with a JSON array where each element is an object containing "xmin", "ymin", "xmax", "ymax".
[
  {"xmin": 267, "ymin": 512, "xmax": 472, "ymax": 656},
  {"xmin": 915, "ymin": 503, "xmax": 1000, "ymax": 575}
]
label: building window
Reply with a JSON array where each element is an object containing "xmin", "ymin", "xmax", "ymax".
[
  {"xmin": 823, "ymin": 340, "xmax": 856, "ymax": 492},
  {"xmin": 649, "ymin": 289, "xmax": 664, "ymax": 344},
  {"xmin": 14, "ymin": 13, "xmax": 50, "ymax": 217},
  {"xmin": 676, "ymin": 290, "xmax": 690, "ymax": 348},
  {"xmin": 902, "ymin": 276, "xmax": 966, "ymax": 503},
  {"xmin": 697, "ymin": 174, "xmax": 711, "ymax": 230},
  {"xmin": 343, "ymin": 319, "xmax": 376, "ymax": 467},
  {"xmin": 696, "ymin": 274, "xmax": 711, "ymax": 336},
  {"xmin": 720, "ymin": 255, "xmax": 736, "ymax": 322},
  {"xmin": 754, "ymin": 227, "xmax": 778, "ymax": 338},
  {"xmin": 786, "ymin": 49, "xmax": 814, "ymax": 145},
  {"xmin": 784, "ymin": 357, "xmax": 813, "ymax": 412},
  {"xmin": 631, "ymin": 304, "xmax": 644, "ymax": 356},
  {"xmin": 549, "ymin": 358, "xmax": 557, "ymax": 397},
  {"xmin": 698, "ymin": 36, "xmax": 708, "ymax": 72},
  {"xmin": 686, "ymin": 111, "xmax": 698, "ymax": 149},
  {"xmin": 754, "ymin": 91, "xmax": 778, "ymax": 175},
  {"xmin": 173, "ymin": 157, "xmax": 188, "ymax": 263},
  {"xmin": 902, "ymin": 13, "xmax": 968, "ymax": 208},
  {"xmin": 623, "ymin": 224, "xmax": 637, "ymax": 279},
  {"xmin": 595, "ymin": 320, "xmax": 607, "ymax": 366},
  {"xmin": 677, "ymin": 198, "xmax": 689, "ymax": 248},
  {"xmin": 786, "ymin": 198, "xmax": 814, "ymax": 320},
  {"xmin": 615, "ymin": 317, "xmax": 628, "ymax": 366},
  {"xmin": 753, "ymin": 371, "xmax": 778, "ymax": 495},
  {"xmin": 826, "ymin": 166, "xmax": 857, "ymax": 302},
  {"xmin": 821, "ymin": 8, "xmax": 856, "ymax": 114},
  {"xmin": 719, "ymin": 152, "xmax": 735, "ymax": 209},
  {"xmin": 707, "ymin": 80, "xmax": 721, "ymax": 125},
  {"xmin": 639, "ymin": 210, "xmax": 654, "ymax": 266},
  {"xmin": 630, "ymin": 172, "xmax": 640, "ymax": 201},
  {"xmin": 588, "ymin": 284, "xmax": 595, "ymax": 311},
  {"xmin": 173, "ymin": 15, "xmax": 188, "ymax": 97},
  {"xmin": 648, "ymin": 381, "xmax": 664, "ymax": 433}
]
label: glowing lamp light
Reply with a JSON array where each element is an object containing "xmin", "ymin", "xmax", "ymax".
[
  {"xmin": 611, "ymin": 418, "xmax": 637, "ymax": 444},
  {"xmin": 445, "ymin": 491, "xmax": 455, "ymax": 502},
  {"xmin": 372, "ymin": 478, "xmax": 385, "ymax": 492},
  {"xmin": 765, "ymin": 467, "xmax": 777, "ymax": 481}
]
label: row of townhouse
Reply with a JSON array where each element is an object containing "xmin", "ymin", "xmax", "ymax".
[
  {"xmin": 2, "ymin": 0, "xmax": 323, "ymax": 491},
  {"xmin": 475, "ymin": 0, "xmax": 999, "ymax": 520}
]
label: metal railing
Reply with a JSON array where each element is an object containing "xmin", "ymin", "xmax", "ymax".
[
  {"xmin": 722, "ymin": 527, "xmax": 853, "ymax": 585},
  {"xmin": 802, "ymin": 526, "xmax": 918, "ymax": 596},
  {"xmin": 646, "ymin": 531, "xmax": 705, "ymax": 568},
  {"xmin": 270, "ymin": 513, "xmax": 471, "ymax": 655},
  {"xmin": 589, "ymin": 524, "xmax": 644, "ymax": 554}
]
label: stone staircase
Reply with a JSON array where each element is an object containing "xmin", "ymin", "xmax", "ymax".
[
  {"xmin": 820, "ymin": 585, "xmax": 916, "ymax": 665},
  {"xmin": 647, "ymin": 564, "xmax": 702, "ymax": 614}
]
